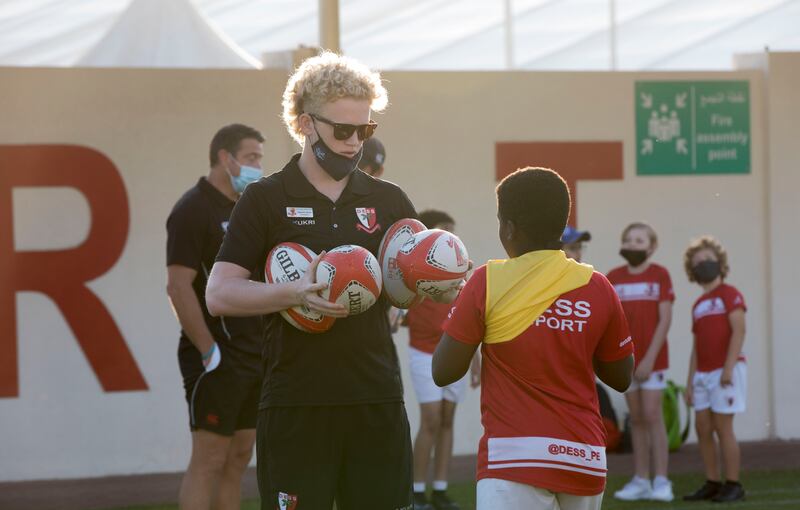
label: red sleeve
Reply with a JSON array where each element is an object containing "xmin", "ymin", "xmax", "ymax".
[
  {"xmin": 659, "ymin": 266, "xmax": 675, "ymax": 302},
  {"xmin": 605, "ymin": 266, "xmax": 621, "ymax": 285},
  {"xmin": 594, "ymin": 274, "xmax": 634, "ymax": 362},
  {"xmin": 724, "ymin": 285, "xmax": 747, "ymax": 313},
  {"xmin": 691, "ymin": 299, "xmax": 700, "ymax": 333},
  {"xmin": 442, "ymin": 265, "xmax": 487, "ymax": 345}
]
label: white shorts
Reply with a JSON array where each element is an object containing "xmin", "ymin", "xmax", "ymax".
[
  {"xmin": 693, "ymin": 362, "xmax": 747, "ymax": 414},
  {"xmin": 626, "ymin": 369, "xmax": 668, "ymax": 392},
  {"xmin": 477, "ymin": 478, "xmax": 603, "ymax": 510},
  {"xmin": 409, "ymin": 347, "xmax": 468, "ymax": 404}
]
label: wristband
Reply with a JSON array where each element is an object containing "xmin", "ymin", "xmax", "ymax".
[{"xmin": 202, "ymin": 343, "xmax": 217, "ymax": 361}]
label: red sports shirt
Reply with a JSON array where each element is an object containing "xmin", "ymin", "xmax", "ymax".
[
  {"xmin": 691, "ymin": 283, "xmax": 747, "ymax": 372},
  {"xmin": 607, "ymin": 264, "xmax": 674, "ymax": 371},
  {"xmin": 443, "ymin": 266, "xmax": 633, "ymax": 496},
  {"xmin": 406, "ymin": 299, "xmax": 451, "ymax": 354}
]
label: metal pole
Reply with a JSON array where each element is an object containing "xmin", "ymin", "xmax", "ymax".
[
  {"xmin": 504, "ymin": 0, "xmax": 514, "ymax": 69},
  {"xmin": 609, "ymin": 0, "xmax": 617, "ymax": 70},
  {"xmin": 319, "ymin": 0, "xmax": 341, "ymax": 53}
]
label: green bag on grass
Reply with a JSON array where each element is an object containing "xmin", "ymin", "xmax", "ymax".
[{"xmin": 663, "ymin": 379, "xmax": 691, "ymax": 451}]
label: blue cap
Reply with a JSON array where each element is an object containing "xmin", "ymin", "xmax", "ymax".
[{"xmin": 562, "ymin": 226, "xmax": 591, "ymax": 244}]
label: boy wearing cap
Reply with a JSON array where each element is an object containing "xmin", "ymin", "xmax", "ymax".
[{"xmin": 562, "ymin": 226, "xmax": 591, "ymax": 263}]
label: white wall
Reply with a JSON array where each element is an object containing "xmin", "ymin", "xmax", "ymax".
[
  {"xmin": 0, "ymin": 68, "xmax": 292, "ymax": 481},
  {"xmin": 760, "ymin": 53, "xmax": 800, "ymax": 439},
  {"xmin": 0, "ymin": 57, "xmax": 796, "ymax": 481}
]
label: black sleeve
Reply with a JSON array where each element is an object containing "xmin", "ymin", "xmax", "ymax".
[
  {"xmin": 396, "ymin": 188, "xmax": 418, "ymax": 220},
  {"xmin": 166, "ymin": 199, "xmax": 206, "ymax": 270},
  {"xmin": 216, "ymin": 182, "xmax": 270, "ymax": 273}
]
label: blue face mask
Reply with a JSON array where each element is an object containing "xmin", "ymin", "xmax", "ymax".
[
  {"xmin": 228, "ymin": 154, "xmax": 262, "ymax": 194},
  {"xmin": 311, "ymin": 125, "xmax": 363, "ymax": 181}
]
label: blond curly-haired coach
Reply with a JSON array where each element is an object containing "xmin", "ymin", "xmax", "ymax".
[{"xmin": 207, "ymin": 52, "xmax": 417, "ymax": 510}]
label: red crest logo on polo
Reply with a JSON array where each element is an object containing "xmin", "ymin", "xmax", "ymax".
[
  {"xmin": 278, "ymin": 492, "xmax": 298, "ymax": 510},
  {"xmin": 355, "ymin": 207, "xmax": 379, "ymax": 233}
]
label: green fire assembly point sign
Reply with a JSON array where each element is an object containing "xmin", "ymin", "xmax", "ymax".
[{"xmin": 635, "ymin": 81, "xmax": 750, "ymax": 175}]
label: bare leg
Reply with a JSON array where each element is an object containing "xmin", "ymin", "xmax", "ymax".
[
  {"xmin": 413, "ymin": 401, "xmax": 443, "ymax": 486},
  {"xmin": 433, "ymin": 400, "xmax": 457, "ymax": 483},
  {"xmin": 625, "ymin": 390, "xmax": 650, "ymax": 479},
  {"xmin": 712, "ymin": 412, "xmax": 740, "ymax": 481},
  {"xmin": 214, "ymin": 429, "xmax": 255, "ymax": 510},
  {"xmin": 694, "ymin": 409, "xmax": 720, "ymax": 481},
  {"xmin": 179, "ymin": 430, "xmax": 231, "ymax": 510},
  {"xmin": 641, "ymin": 389, "xmax": 669, "ymax": 478}
]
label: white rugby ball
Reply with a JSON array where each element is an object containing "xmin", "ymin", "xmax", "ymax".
[
  {"xmin": 265, "ymin": 242, "xmax": 335, "ymax": 333},
  {"xmin": 316, "ymin": 245, "xmax": 382, "ymax": 316},
  {"xmin": 396, "ymin": 229, "xmax": 469, "ymax": 303},
  {"xmin": 378, "ymin": 218, "xmax": 426, "ymax": 308}
]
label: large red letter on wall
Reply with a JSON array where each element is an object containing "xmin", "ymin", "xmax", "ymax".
[
  {"xmin": 495, "ymin": 142, "xmax": 624, "ymax": 226},
  {"xmin": 0, "ymin": 145, "xmax": 148, "ymax": 398}
]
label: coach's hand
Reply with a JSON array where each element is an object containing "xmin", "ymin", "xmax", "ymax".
[
  {"xmin": 430, "ymin": 283, "xmax": 461, "ymax": 304},
  {"xmin": 428, "ymin": 258, "xmax": 474, "ymax": 304},
  {"xmin": 296, "ymin": 252, "xmax": 348, "ymax": 318}
]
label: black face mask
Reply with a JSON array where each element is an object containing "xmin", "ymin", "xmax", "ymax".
[
  {"xmin": 620, "ymin": 249, "xmax": 648, "ymax": 267},
  {"xmin": 311, "ymin": 125, "xmax": 363, "ymax": 181},
  {"xmin": 693, "ymin": 260, "xmax": 721, "ymax": 283}
]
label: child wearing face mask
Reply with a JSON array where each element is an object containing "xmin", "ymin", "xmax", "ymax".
[
  {"xmin": 682, "ymin": 236, "xmax": 747, "ymax": 503},
  {"xmin": 607, "ymin": 222, "xmax": 675, "ymax": 502}
]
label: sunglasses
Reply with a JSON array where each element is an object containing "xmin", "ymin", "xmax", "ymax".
[{"xmin": 310, "ymin": 114, "xmax": 378, "ymax": 141}]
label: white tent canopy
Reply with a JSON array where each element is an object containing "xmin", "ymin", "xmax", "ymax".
[
  {"xmin": 77, "ymin": 0, "xmax": 261, "ymax": 68},
  {"xmin": 0, "ymin": 0, "xmax": 798, "ymax": 70}
]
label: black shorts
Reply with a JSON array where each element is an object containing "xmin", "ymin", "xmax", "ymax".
[
  {"xmin": 257, "ymin": 403, "xmax": 413, "ymax": 510},
  {"xmin": 184, "ymin": 365, "xmax": 260, "ymax": 436}
]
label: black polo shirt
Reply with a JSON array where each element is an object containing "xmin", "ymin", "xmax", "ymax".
[
  {"xmin": 166, "ymin": 177, "xmax": 262, "ymax": 379},
  {"xmin": 216, "ymin": 154, "xmax": 417, "ymax": 408}
]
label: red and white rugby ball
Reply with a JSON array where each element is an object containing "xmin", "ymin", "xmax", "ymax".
[
  {"xmin": 316, "ymin": 245, "xmax": 382, "ymax": 315},
  {"xmin": 265, "ymin": 242, "xmax": 335, "ymax": 334},
  {"xmin": 396, "ymin": 229, "xmax": 469, "ymax": 303},
  {"xmin": 378, "ymin": 218, "xmax": 426, "ymax": 308}
]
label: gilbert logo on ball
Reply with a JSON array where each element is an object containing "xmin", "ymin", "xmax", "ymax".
[
  {"xmin": 378, "ymin": 218, "xmax": 426, "ymax": 308},
  {"xmin": 397, "ymin": 229, "xmax": 469, "ymax": 302},
  {"xmin": 265, "ymin": 242, "xmax": 335, "ymax": 334},
  {"xmin": 316, "ymin": 245, "xmax": 382, "ymax": 316}
]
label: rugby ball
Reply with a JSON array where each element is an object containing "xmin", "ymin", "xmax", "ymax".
[
  {"xmin": 378, "ymin": 218, "xmax": 426, "ymax": 308},
  {"xmin": 396, "ymin": 229, "xmax": 469, "ymax": 303},
  {"xmin": 316, "ymin": 245, "xmax": 382, "ymax": 315},
  {"xmin": 265, "ymin": 242, "xmax": 335, "ymax": 333}
]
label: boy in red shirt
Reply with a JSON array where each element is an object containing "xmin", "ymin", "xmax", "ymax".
[
  {"xmin": 404, "ymin": 210, "xmax": 480, "ymax": 510},
  {"xmin": 683, "ymin": 236, "xmax": 747, "ymax": 503},
  {"xmin": 433, "ymin": 167, "xmax": 633, "ymax": 510},
  {"xmin": 607, "ymin": 222, "xmax": 675, "ymax": 502}
]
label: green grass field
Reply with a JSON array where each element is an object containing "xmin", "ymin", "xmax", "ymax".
[{"xmin": 110, "ymin": 468, "xmax": 800, "ymax": 510}]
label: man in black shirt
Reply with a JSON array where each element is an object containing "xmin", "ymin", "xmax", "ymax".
[
  {"xmin": 166, "ymin": 124, "xmax": 264, "ymax": 510},
  {"xmin": 207, "ymin": 53, "xmax": 415, "ymax": 510}
]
